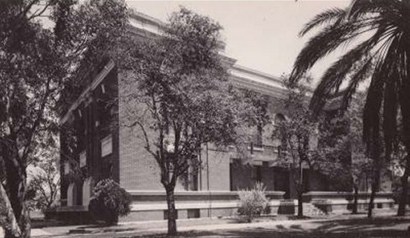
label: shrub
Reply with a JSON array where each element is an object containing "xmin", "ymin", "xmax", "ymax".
[
  {"xmin": 89, "ymin": 179, "xmax": 132, "ymax": 225},
  {"xmin": 237, "ymin": 182, "xmax": 269, "ymax": 222}
]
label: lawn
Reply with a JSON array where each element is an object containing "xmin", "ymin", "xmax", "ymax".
[{"xmin": 126, "ymin": 217, "xmax": 410, "ymax": 238}]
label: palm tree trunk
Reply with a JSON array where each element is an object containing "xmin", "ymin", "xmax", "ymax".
[
  {"xmin": 397, "ymin": 50, "xmax": 410, "ymax": 217},
  {"xmin": 166, "ymin": 187, "xmax": 177, "ymax": 236}
]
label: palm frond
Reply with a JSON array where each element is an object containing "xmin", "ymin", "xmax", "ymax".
[
  {"xmin": 309, "ymin": 26, "xmax": 387, "ymax": 115},
  {"xmin": 362, "ymin": 32, "xmax": 401, "ymax": 150},
  {"xmin": 362, "ymin": 67, "xmax": 384, "ymax": 152},
  {"xmin": 290, "ymin": 18, "xmax": 380, "ymax": 84},
  {"xmin": 383, "ymin": 71, "xmax": 399, "ymax": 159},
  {"xmin": 299, "ymin": 7, "xmax": 347, "ymax": 37},
  {"xmin": 348, "ymin": 0, "xmax": 401, "ymax": 20},
  {"xmin": 340, "ymin": 57, "xmax": 374, "ymax": 110}
]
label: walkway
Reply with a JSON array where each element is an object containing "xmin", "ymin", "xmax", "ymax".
[{"xmin": 1, "ymin": 209, "xmax": 409, "ymax": 237}]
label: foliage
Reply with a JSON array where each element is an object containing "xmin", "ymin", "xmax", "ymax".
[
  {"xmin": 118, "ymin": 7, "xmax": 253, "ymax": 235},
  {"xmin": 26, "ymin": 157, "xmax": 60, "ymax": 212},
  {"xmin": 312, "ymin": 93, "xmax": 372, "ymax": 192},
  {"xmin": 347, "ymin": 93, "xmax": 374, "ymax": 189},
  {"xmin": 273, "ymin": 78, "xmax": 315, "ymax": 187},
  {"xmin": 314, "ymin": 91, "xmax": 374, "ymax": 213},
  {"xmin": 88, "ymin": 179, "xmax": 132, "ymax": 225},
  {"xmin": 239, "ymin": 89, "xmax": 271, "ymax": 146},
  {"xmin": 0, "ymin": 0, "xmax": 128, "ymax": 237},
  {"xmin": 273, "ymin": 77, "xmax": 316, "ymax": 217},
  {"xmin": 54, "ymin": 0, "xmax": 128, "ymax": 112},
  {"xmin": 289, "ymin": 0, "xmax": 410, "ymax": 217},
  {"xmin": 237, "ymin": 182, "xmax": 269, "ymax": 222}
]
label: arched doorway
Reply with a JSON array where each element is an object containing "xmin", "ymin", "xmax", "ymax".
[
  {"xmin": 67, "ymin": 183, "xmax": 77, "ymax": 206},
  {"xmin": 82, "ymin": 177, "xmax": 92, "ymax": 206}
]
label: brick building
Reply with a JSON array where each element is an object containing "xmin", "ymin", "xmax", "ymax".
[{"xmin": 57, "ymin": 12, "xmax": 394, "ymax": 222}]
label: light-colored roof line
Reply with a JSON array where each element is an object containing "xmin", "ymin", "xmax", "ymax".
[
  {"xmin": 129, "ymin": 11, "xmax": 166, "ymax": 30},
  {"xmin": 232, "ymin": 64, "xmax": 282, "ymax": 84},
  {"xmin": 129, "ymin": 10, "xmax": 278, "ymax": 80}
]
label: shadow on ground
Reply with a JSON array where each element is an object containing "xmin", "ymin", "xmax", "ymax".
[{"xmin": 126, "ymin": 217, "xmax": 410, "ymax": 238}]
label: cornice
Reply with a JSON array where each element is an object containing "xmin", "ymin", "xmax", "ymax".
[{"xmin": 60, "ymin": 60, "xmax": 115, "ymax": 125}]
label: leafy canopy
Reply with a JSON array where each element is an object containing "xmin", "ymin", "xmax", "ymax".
[{"xmin": 119, "ymin": 7, "xmax": 252, "ymax": 189}]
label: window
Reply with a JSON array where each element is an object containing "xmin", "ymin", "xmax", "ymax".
[
  {"xmin": 251, "ymin": 166, "xmax": 262, "ymax": 182},
  {"xmin": 79, "ymin": 151, "xmax": 86, "ymax": 167},
  {"xmin": 64, "ymin": 162, "xmax": 70, "ymax": 175},
  {"xmin": 67, "ymin": 183, "xmax": 77, "ymax": 206},
  {"xmin": 255, "ymin": 124, "xmax": 263, "ymax": 147},
  {"xmin": 187, "ymin": 209, "xmax": 200, "ymax": 219},
  {"xmin": 101, "ymin": 135, "xmax": 113, "ymax": 157},
  {"xmin": 273, "ymin": 113, "xmax": 286, "ymax": 152}
]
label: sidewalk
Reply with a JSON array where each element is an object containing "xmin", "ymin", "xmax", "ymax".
[{"xmin": 1, "ymin": 209, "xmax": 409, "ymax": 238}]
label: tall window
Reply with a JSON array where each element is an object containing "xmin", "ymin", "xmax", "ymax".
[
  {"xmin": 64, "ymin": 162, "xmax": 70, "ymax": 175},
  {"xmin": 273, "ymin": 113, "xmax": 286, "ymax": 155},
  {"xmin": 101, "ymin": 135, "xmax": 113, "ymax": 157},
  {"xmin": 79, "ymin": 151, "xmax": 86, "ymax": 167},
  {"xmin": 251, "ymin": 166, "xmax": 262, "ymax": 183}
]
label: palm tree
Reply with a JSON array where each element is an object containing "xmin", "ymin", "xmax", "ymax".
[{"xmin": 289, "ymin": 0, "xmax": 410, "ymax": 217}]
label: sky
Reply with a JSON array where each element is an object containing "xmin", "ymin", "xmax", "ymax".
[{"xmin": 125, "ymin": 0, "xmax": 351, "ymax": 79}]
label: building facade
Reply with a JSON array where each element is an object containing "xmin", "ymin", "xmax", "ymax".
[{"xmin": 56, "ymin": 12, "xmax": 394, "ymax": 222}]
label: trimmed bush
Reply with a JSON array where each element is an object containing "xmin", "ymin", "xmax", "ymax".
[
  {"xmin": 89, "ymin": 179, "xmax": 132, "ymax": 225},
  {"xmin": 237, "ymin": 182, "xmax": 269, "ymax": 222}
]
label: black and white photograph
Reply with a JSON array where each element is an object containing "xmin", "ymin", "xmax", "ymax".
[{"xmin": 1, "ymin": 0, "xmax": 410, "ymax": 237}]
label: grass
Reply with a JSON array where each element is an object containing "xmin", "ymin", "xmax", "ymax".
[{"xmin": 125, "ymin": 216, "xmax": 410, "ymax": 238}]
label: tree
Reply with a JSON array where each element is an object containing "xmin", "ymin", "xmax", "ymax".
[
  {"xmin": 346, "ymin": 93, "xmax": 374, "ymax": 214},
  {"xmin": 289, "ymin": 0, "xmax": 410, "ymax": 217},
  {"xmin": 26, "ymin": 157, "xmax": 60, "ymax": 212},
  {"xmin": 0, "ymin": 1, "xmax": 127, "ymax": 237},
  {"xmin": 239, "ymin": 89, "xmax": 271, "ymax": 147},
  {"xmin": 313, "ymin": 109, "xmax": 352, "ymax": 193},
  {"xmin": 25, "ymin": 125, "xmax": 60, "ymax": 212},
  {"xmin": 273, "ymin": 78, "xmax": 316, "ymax": 218},
  {"xmin": 118, "ymin": 8, "xmax": 251, "ymax": 235},
  {"xmin": 313, "ymin": 92, "xmax": 375, "ymax": 214}
]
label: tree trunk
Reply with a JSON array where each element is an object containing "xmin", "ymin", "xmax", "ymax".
[
  {"xmin": 397, "ymin": 165, "xmax": 409, "ymax": 216},
  {"xmin": 297, "ymin": 192, "xmax": 303, "ymax": 218},
  {"xmin": 4, "ymin": 193, "xmax": 31, "ymax": 238},
  {"xmin": 367, "ymin": 185, "xmax": 376, "ymax": 218},
  {"xmin": 397, "ymin": 53, "xmax": 410, "ymax": 216},
  {"xmin": 3, "ymin": 152, "xmax": 31, "ymax": 238},
  {"xmin": 352, "ymin": 185, "xmax": 359, "ymax": 214},
  {"xmin": 367, "ymin": 169, "xmax": 380, "ymax": 218},
  {"xmin": 0, "ymin": 184, "xmax": 21, "ymax": 237},
  {"xmin": 166, "ymin": 187, "xmax": 177, "ymax": 236},
  {"xmin": 5, "ymin": 206, "xmax": 31, "ymax": 238}
]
